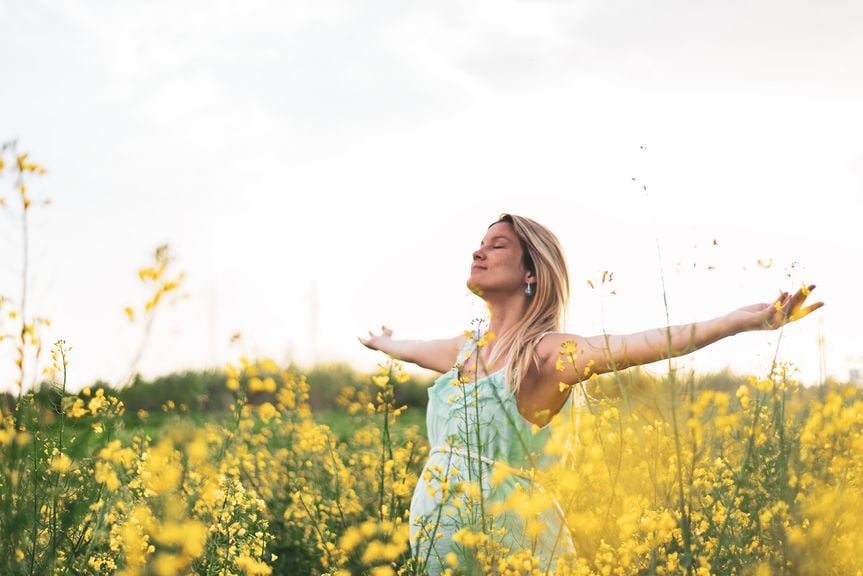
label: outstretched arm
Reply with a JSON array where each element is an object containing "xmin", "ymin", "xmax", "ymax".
[
  {"xmin": 542, "ymin": 284, "xmax": 824, "ymax": 384},
  {"xmin": 358, "ymin": 326, "xmax": 466, "ymax": 373}
]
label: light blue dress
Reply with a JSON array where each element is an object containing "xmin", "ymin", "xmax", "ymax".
[{"xmin": 408, "ymin": 335, "xmax": 576, "ymax": 574}]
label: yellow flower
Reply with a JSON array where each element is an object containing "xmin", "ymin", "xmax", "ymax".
[
  {"xmin": 452, "ymin": 528, "xmax": 485, "ymax": 548},
  {"xmin": 236, "ymin": 555, "xmax": 273, "ymax": 575},
  {"xmin": 88, "ymin": 389, "xmax": 107, "ymax": 416},
  {"xmin": 138, "ymin": 267, "xmax": 159, "ymax": 282},
  {"xmin": 491, "ymin": 461, "xmax": 512, "ymax": 486},
  {"xmin": 477, "ymin": 331, "xmax": 495, "ymax": 347},
  {"xmin": 50, "ymin": 453, "xmax": 72, "ymax": 473},
  {"xmin": 14, "ymin": 432, "xmax": 29, "ymax": 448},
  {"xmin": 258, "ymin": 402, "xmax": 278, "ymax": 423},
  {"xmin": 187, "ymin": 433, "xmax": 208, "ymax": 466},
  {"xmin": 152, "ymin": 553, "xmax": 184, "ymax": 576},
  {"xmin": 395, "ymin": 368, "xmax": 410, "ymax": 384},
  {"xmin": 0, "ymin": 422, "xmax": 15, "ymax": 447},
  {"xmin": 95, "ymin": 462, "xmax": 121, "ymax": 491},
  {"xmin": 338, "ymin": 526, "xmax": 362, "ymax": 553},
  {"xmin": 461, "ymin": 481, "xmax": 481, "ymax": 499}
]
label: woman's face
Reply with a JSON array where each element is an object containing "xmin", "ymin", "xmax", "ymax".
[{"xmin": 467, "ymin": 221, "xmax": 534, "ymax": 296}]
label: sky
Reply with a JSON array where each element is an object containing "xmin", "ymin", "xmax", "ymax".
[{"xmin": 1, "ymin": 0, "xmax": 862, "ymax": 393}]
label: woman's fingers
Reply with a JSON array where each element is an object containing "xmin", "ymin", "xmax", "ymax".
[
  {"xmin": 360, "ymin": 326, "xmax": 392, "ymax": 346},
  {"xmin": 787, "ymin": 284, "xmax": 819, "ymax": 313},
  {"xmin": 789, "ymin": 284, "xmax": 814, "ymax": 307},
  {"xmin": 789, "ymin": 301, "xmax": 824, "ymax": 322},
  {"xmin": 771, "ymin": 284, "xmax": 824, "ymax": 325}
]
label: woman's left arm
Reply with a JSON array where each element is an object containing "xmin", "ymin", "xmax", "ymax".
[{"xmin": 542, "ymin": 284, "xmax": 824, "ymax": 384}]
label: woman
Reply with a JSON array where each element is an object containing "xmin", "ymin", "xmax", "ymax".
[{"xmin": 360, "ymin": 213, "xmax": 822, "ymax": 574}]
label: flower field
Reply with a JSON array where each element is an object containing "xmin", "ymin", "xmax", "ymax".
[
  {"xmin": 2, "ymin": 145, "xmax": 862, "ymax": 575},
  {"xmin": 2, "ymin": 348, "xmax": 862, "ymax": 575}
]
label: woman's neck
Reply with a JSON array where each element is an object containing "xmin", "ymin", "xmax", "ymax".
[{"xmin": 483, "ymin": 293, "xmax": 529, "ymax": 341}]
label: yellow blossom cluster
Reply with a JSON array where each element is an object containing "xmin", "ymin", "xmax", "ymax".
[
  {"xmin": 63, "ymin": 386, "xmax": 126, "ymax": 420},
  {"xmin": 508, "ymin": 360, "xmax": 863, "ymax": 575},
  {"xmin": 4, "ymin": 303, "xmax": 862, "ymax": 576}
]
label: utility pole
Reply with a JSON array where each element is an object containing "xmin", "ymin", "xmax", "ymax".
[
  {"xmin": 209, "ymin": 276, "xmax": 218, "ymax": 369},
  {"xmin": 309, "ymin": 278, "xmax": 320, "ymax": 366},
  {"xmin": 817, "ymin": 316, "xmax": 826, "ymax": 387}
]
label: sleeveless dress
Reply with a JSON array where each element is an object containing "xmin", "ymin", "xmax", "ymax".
[{"xmin": 408, "ymin": 334, "xmax": 577, "ymax": 574}]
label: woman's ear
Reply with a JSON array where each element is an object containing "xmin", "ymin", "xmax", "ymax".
[{"xmin": 524, "ymin": 270, "xmax": 536, "ymax": 284}]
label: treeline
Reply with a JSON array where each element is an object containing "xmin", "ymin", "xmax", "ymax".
[
  {"xmin": 1, "ymin": 362, "xmax": 436, "ymax": 416},
  {"xmin": 3, "ymin": 362, "xmax": 843, "ymax": 418}
]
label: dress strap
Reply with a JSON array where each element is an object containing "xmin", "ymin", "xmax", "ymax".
[
  {"xmin": 534, "ymin": 331, "xmax": 555, "ymax": 345},
  {"xmin": 455, "ymin": 334, "xmax": 476, "ymax": 366},
  {"xmin": 531, "ymin": 331, "xmax": 555, "ymax": 371}
]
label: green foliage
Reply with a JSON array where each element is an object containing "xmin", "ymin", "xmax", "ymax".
[
  {"xmin": 116, "ymin": 369, "xmax": 232, "ymax": 413},
  {"xmin": 303, "ymin": 363, "xmax": 432, "ymax": 411}
]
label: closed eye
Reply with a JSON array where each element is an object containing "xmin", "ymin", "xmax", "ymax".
[{"xmin": 480, "ymin": 235, "xmax": 510, "ymax": 249}]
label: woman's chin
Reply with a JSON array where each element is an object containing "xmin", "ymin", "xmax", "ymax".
[{"xmin": 466, "ymin": 281, "xmax": 485, "ymax": 296}]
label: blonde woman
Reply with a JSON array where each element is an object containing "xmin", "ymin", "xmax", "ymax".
[{"xmin": 360, "ymin": 213, "xmax": 822, "ymax": 574}]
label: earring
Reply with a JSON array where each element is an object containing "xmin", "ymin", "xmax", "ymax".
[{"xmin": 525, "ymin": 283, "xmax": 534, "ymax": 296}]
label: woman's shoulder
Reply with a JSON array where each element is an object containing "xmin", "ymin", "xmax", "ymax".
[
  {"xmin": 533, "ymin": 331, "xmax": 587, "ymax": 363},
  {"xmin": 434, "ymin": 332, "xmax": 472, "ymax": 370}
]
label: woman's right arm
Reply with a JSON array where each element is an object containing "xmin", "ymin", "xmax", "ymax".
[{"xmin": 359, "ymin": 326, "xmax": 466, "ymax": 373}]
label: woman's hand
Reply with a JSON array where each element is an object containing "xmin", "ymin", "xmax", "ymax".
[
  {"xmin": 731, "ymin": 284, "xmax": 824, "ymax": 332},
  {"xmin": 358, "ymin": 325, "xmax": 394, "ymax": 352}
]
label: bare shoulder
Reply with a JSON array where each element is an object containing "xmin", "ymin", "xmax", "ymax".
[
  {"xmin": 442, "ymin": 333, "xmax": 469, "ymax": 356},
  {"xmin": 535, "ymin": 331, "xmax": 621, "ymax": 382},
  {"xmin": 421, "ymin": 333, "xmax": 470, "ymax": 374},
  {"xmin": 534, "ymin": 332, "xmax": 590, "ymax": 368}
]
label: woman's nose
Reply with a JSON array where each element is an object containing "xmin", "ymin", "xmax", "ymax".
[{"xmin": 473, "ymin": 249, "xmax": 484, "ymax": 260}]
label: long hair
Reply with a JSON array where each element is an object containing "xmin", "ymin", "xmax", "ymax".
[{"xmin": 484, "ymin": 213, "xmax": 570, "ymax": 395}]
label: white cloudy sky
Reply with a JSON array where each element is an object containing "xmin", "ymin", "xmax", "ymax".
[{"xmin": 1, "ymin": 0, "xmax": 861, "ymax": 393}]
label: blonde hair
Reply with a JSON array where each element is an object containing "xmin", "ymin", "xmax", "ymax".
[{"xmin": 484, "ymin": 213, "xmax": 570, "ymax": 395}]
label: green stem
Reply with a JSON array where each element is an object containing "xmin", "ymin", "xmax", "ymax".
[
  {"xmin": 379, "ymin": 376, "xmax": 390, "ymax": 521},
  {"xmin": 710, "ymin": 392, "xmax": 766, "ymax": 568},
  {"xmin": 29, "ymin": 402, "xmax": 40, "ymax": 576},
  {"xmin": 49, "ymin": 345, "xmax": 68, "ymax": 567},
  {"xmin": 18, "ymin": 164, "xmax": 29, "ymax": 400},
  {"xmin": 470, "ymin": 346, "xmax": 487, "ymax": 535},
  {"xmin": 421, "ymin": 453, "xmax": 455, "ymax": 571}
]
